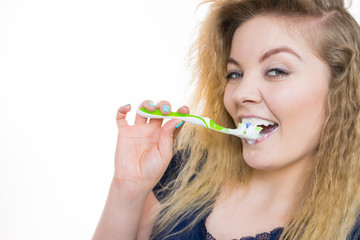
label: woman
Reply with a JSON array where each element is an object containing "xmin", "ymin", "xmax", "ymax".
[{"xmin": 93, "ymin": 0, "xmax": 360, "ymax": 239}]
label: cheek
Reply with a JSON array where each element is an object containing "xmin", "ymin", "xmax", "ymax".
[
  {"xmin": 269, "ymin": 80, "xmax": 326, "ymax": 114},
  {"xmin": 268, "ymin": 81, "xmax": 327, "ymax": 140},
  {"xmin": 269, "ymin": 86, "xmax": 306, "ymax": 114},
  {"xmin": 223, "ymin": 85, "xmax": 235, "ymax": 115}
]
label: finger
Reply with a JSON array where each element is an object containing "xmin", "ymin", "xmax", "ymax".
[
  {"xmin": 141, "ymin": 100, "xmax": 156, "ymax": 111},
  {"xmin": 171, "ymin": 105, "xmax": 189, "ymax": 139},
  {"xmin": 149, "ymin": 100, "xmax": 172, "ymax": 127},
  {"xmin": 159, "ymin": 119, "xmax": 183, "ymax": 159},
  {"xmin": 116, "ymin": 104, "xmax": 132, "ymax": 128},
  {"xmin": 155, "ymin": 100, "xmax": 172, "ymax": 115},
  {"xmin": 173, "ymin": 120, "xmax": 185, "ymax": 140},
  {"xmin": 149, "ymin": 118, "xmax": 164, "ymax": 128},
  {"xmin": 176, "ymin": 105, "xmax": 190, "ymax": 115},
  {"xmin": 135, "ymin": 100, "xmax": 156, "ymax": 125}
]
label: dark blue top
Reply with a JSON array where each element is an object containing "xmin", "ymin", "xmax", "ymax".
[
  {"xmin": 153, "ymin": 154, "xmax": 360, "ymax": 240},
  {"xmin": 151, "ymin": 212, "xmax": 284, "ymax": 240}
]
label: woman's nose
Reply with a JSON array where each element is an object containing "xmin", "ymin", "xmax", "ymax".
[{"xmin": 232, "ymin": 76, "xmax": 262, "ymax": 105}]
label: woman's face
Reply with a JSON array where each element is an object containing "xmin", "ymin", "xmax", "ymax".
[{"xmin": 224, "ymin": 15, "xmax": 330, "ymax": 171}]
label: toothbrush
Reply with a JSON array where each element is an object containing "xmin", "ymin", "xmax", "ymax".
[{"xmin": 136, "ymin": 108, "xmax": 262, "ymax": 140}]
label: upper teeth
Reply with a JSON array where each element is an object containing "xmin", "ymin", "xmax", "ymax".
[{"xmin": 242, "ymin": 118, "xmax": 276, "ymax": 127}]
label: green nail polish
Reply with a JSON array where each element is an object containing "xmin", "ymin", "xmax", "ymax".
[
  {"xmin": 163, "ymin": 105, "xmax": 170, "ymax": 112},
  {"xmin": 176, "ymin": 121, "xmax": 184, "ymax": 129},
  {"xmin": 149, "ymin": 102, "xmax": 155, "ymax": 107}
]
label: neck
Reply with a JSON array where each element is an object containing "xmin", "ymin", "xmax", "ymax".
[
  {"xmin": 251, "ymin": 161, "xmax": 310, "ymax": 213},
  {"xmin": 231, "ymin": 159, "xmax": 312, "ymax": 221}
]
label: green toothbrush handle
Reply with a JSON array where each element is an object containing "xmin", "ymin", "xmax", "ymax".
[{"xmin": 136, "ymin": 108, "xmax": 211, "ymax": 128}]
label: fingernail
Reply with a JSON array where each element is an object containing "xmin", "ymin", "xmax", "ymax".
[
  {"xmin": 176, "ymin": 121, "xmax": 184, "ymax": 129},
  {"xmin": 125, "ymin": 104, "xmax": 131, "ymax": 107},
  {"xmin": 163, "ymin": 105, "xmax": 170, "ymax": 112},
  {"xmin": 149, "ymin": 102, "xmax": 155, "ymax": 107}
]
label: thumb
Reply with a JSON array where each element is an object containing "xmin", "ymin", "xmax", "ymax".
[{"xmin": 159, "ymin": 119, "xmax": 184, "ymax": 159}]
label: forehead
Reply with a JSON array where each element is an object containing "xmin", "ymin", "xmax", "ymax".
[{"xmin": 230, "ymin": 15, "xmax": 316, "ymax": 60}]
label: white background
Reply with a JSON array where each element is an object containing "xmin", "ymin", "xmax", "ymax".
[{"xmin": 0, "ymin": 1, "xmax": 359, "ymax": 239}]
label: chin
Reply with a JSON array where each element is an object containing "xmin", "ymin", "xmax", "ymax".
[
  {"xmin": 247, "ymin": 163, "xmax": 278, "ymax": 171},
  {"xmin": 243, "ymin": 156, "xmax": 280, "ymax": 171}
]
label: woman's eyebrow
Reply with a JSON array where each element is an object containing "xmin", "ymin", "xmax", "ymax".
[
  {"xmin": 259, "ymin": 47, "xmax": 302, "ymax": 63},
  {"xmin": 227, "ymin": 58, "xmax": 240, "ymax": 66},
  {"xmin": 227, "ymin": 47, "xmax": 302, "ymax": 67}
]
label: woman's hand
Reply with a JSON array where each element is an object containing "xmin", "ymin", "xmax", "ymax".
[{"xmin": 113, "ymin": 100, "xmax": 189, "ymax": 195}]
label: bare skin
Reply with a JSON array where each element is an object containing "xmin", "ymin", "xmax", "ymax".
[
  {"xmin": 206, "ymin": 163, "xmax": 309, "ymax": 239},
  {"xmin": 93, "ymin": 101, "xmax": 189, "ymax": 240}
]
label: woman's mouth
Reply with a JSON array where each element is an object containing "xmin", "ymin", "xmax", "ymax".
[{"xmin": 242, "ymin": 118, "xmax": 279, "ymax": 144}]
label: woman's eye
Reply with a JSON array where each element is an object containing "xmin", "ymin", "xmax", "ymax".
[
  {"xmin": 226, "ymin": 71, "xmax": 243, "ymax": 80},
  {"xmin": 267, "ymin": 68, "xmax": 289, "ymax": 78}
]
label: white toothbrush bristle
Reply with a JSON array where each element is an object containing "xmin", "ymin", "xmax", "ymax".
[{"xmin": 236, "ymin": 122, "xmax": 262, "ymax": 139}]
